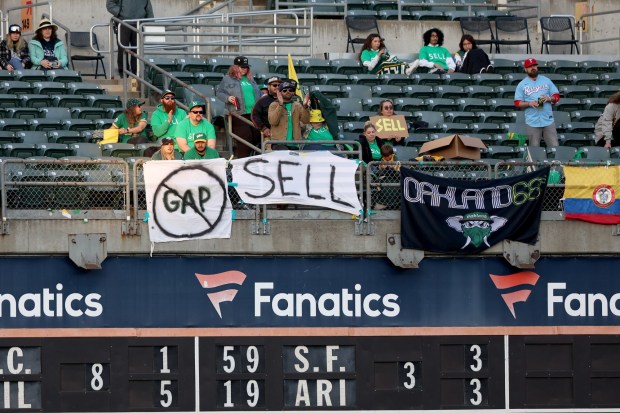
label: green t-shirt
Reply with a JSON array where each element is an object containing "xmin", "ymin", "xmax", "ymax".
[
  {"xmin": 306, "ymin": 126, "xmax": 333, "ymax": 142},
  {"xmin": 240, "ymin": 75, "xmax": 256, "ymax": 113},
  {"xmin": 183, "ymin": 146, "xmax": 220, "ymax": 160},
  {"xmin": 419, "ymin": 44, "xmax": 452, "ymax": 70},
  {"xmin": 369, "ymin": 139, "xmax": 382, "ymax": 160},
  {"xmin": 360, "ymin": 49, "xmax": 387, "ymax": 75},
  {"xmin": 150, "ymin": 105, "xmax": 188, "ymax": 140},
  {"xmin": 285, "ymin": 102, "xmax": 294, "ymax": 141},
  {"xmin": 113, "ymin": 112, "xmax": 147, "ymax": 143},
  {"xmin": 174, "ymin": 118, "xmax": 216, "ymax": 152}
]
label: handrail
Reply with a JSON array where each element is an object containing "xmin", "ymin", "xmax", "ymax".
[{"xmin": 578, "ymin": 9, "xmax": 620, "ymax": 55}]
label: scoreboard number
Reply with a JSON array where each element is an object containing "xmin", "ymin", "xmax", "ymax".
[
  {"xmin": 217, "ymin": 345, "xmax": 264, "ymax": 374},
  {"xmin": 217, "ymin": 379, "xmax": 265, "ymax": 408},
  {"xmin": 399, "ymin": 361, "xmax": 422, "ymax": 390}
]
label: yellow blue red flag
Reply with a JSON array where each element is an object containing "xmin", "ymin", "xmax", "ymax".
[
  {"xmin": 563, "ymin": 165, "xmax": 620, "ymax": 224},
  {"xmin": 287, "ymin": 53, "xmax": 302, "ymax": 98}
]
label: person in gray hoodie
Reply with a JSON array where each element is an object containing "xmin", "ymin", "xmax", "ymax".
[{"xmin": 106, "ymin": 0, "xmax": 153, "ymax": 77}]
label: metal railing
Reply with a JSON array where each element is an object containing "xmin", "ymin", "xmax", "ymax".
[
  {"xmin": 578, "ymin": 9, "xmax": 620, "ymax": 55},
  {"xmin": 4, "ymin": 1, "xmax": 52, "ymax": 36}
]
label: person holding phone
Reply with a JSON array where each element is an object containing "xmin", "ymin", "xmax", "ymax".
[{"xmin": 28, "ymin": 18, "xmax": 68, "ymax": 70}]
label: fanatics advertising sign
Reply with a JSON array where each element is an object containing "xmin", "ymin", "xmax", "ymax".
[{"xmin": 400, "ymin": 166, "xmax": 550, "ymax": 253}]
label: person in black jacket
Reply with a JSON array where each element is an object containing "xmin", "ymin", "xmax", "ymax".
[
  {"xmin": 251, "ymin": 76, "xmax": 281, "ymax": 139},
  {"xmin": 454, "ymin": 34, "xmax": 493, "ymax": 75},
  {"xmin": 358, "ymin": 123, "xmax": 386, "ymax": 165}
]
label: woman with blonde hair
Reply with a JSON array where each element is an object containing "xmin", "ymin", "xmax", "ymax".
[
  {"xmin": 595, "ymin": 91, "xmax": 620, "ymax": 148},
  {"xmin": 0, "ymin": 24, "xmax": 31, "ymax": 70}
]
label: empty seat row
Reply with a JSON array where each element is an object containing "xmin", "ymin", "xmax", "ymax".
[
  {"xmin": 0, "ymin": 118, "xmax": 115, "ymax": 132},
  {"xmin": 0, "ymin": 81, "xmax": 105, "ymax": 96},
  {"xmin": 0, "ymin": 69, "xmax": 82, "ymax": 84},
  {"xmin": 0, "ymin": 142, "xmax": 159, "ymax": 160},
  {"xmin": 0, "ymin": 106, "xmax": 122, "ymax": 120}
]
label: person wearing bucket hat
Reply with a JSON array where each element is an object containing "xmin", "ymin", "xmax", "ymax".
[
  {"xmin": 251, "ymin": 76, "xmax": 281, "ymax": 140},
  {"xmin": 110, "ymin": 98, "xmax": 148, "ymax": 143},
  {"xmin": 216, "ymin": 56, "xmax": 262, "ymax": 158},
  {"xmin": 0, "ymin": 24, "xmax": 31, "ymax": 70},
  {"xmin": 174, "ymin": 101, "xmax": 216, "ymax": 153},
  {"xmin": 151, "ymin": 89, "xmax": 188, "ymax": 141},
  {"xmin": 28, "ymin": 18, "xmax": 68, "ymax": 70},
  {"xmin": 183, "ymin": 133, "xmax": 220, "ymax": 160},
  {"xmin": 514, "ymin": 57, "xmax": 560, "ymax": 147},
  {"xmin": 151, "ymin": 137, "xmax": 183, "ymax": 160},
  {"xmin": 303, "ymin": 109, "xmax": 336, "ymax": 150},
  {"xmin": 107, "ymin": 0, "xmax": 153, "ymax": 77}
]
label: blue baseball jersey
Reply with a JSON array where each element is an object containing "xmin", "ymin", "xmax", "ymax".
[{"xmin": 514, "ymin": 75, "xmax": 559, "ymax": 128}]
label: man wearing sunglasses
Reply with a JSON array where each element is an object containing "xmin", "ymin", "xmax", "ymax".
[
  {"xmin": 174, "ymin": 101, "xmax": 216, "ymax": 153},
  {"xmin": 251, "ymin": 76, "xmax": 281, "ymax": 140},
  {"xmin": 150, "ymin": 89, "xmax": 188, "ymax": 142},
  {"xmin": 268, "ymin": 79, "xmax": 310, "ymax": 148}
]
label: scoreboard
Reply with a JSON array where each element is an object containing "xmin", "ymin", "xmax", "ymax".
[{"xmin": 1, "ymin": 335, "xmax": 620, "ymax": 412}]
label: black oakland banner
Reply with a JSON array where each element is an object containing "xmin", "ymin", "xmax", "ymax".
[{"xmin": 400, "ymin": 166, "xmax": 550, "ymax": 253}]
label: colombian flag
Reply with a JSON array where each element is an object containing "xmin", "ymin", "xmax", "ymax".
[{"xmin": 563, "ymin": 165, "xmax": 620, "ymax": 224}]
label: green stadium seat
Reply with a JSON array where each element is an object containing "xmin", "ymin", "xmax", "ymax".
[
  {"xmin": 0, "ymin": 93, "xmax": 20, "ymax": 108},
  {"xmin": 371, "ymin": 85, "xmax": 403, "ymax": 98},
  {"xmin": 464, "ymin": 85, "xmax": 494, "ymax": 99},
  {"xmin": 267, "ymin": 58, "xmax": 291, "ymax": 75},
  {"xmin": 295, "ymin": 73, "xmax": 320, "ymax": 87},
  {"xmin": 433, "ymin": 85, "xmax": 467, "ymax": 99},
  {"xmin": 476, "ymin": 111, "xmax": 509, "ymax": 124},
  {"xmin": 456, "ymin": 97, "xmax": 487, "ymax": 111},
  {"xmin": 68, "ymin": 143, "xmax": 103, "ymax": 158},
  {"xmin": 85, "ymin": 95, "xmax": 123, "ymax": 109},
  {"xmin": 583, "ymin": 98, "xmax": 607, "ymax": 111},
  {"xmin": 47, "ymin": 70, "xmax": 82, "ymax": 83},
  {"xmin": 393, "ymin": 145, "xmax": 419, "ymax": 161},
  {"xmin": 71, "ymin": 107, "xmax": 109, "ymax": 120},
  {"xmin": 412, "ymin": 73, "xmax": 443, "ymax": 86},
  {"xmin": 490, "ymin": 58, "xmax": 516, "ymax": 74},
  {"xmin": 63, "ymin": 119, "xmax": 97, "ymax": 132},
  {"xmin": 412, "ymin": 111, "xmax": 444, "ymax": 132},
  {"xmin": 340, "ymin": 84, "xmax": 372, "ymax": 99},
  {"xmin": 310, "ymin": 85, "xmax": 344, "ymax": 99},
  {"xmin": 442, "ymin": 72, "xmax": 473, "ymax": 86},
  {"xmin": 405, "ymin": 133, "xmax": 429, "ymax": 148},
  {"xmin": 166, "ymin": 71, "xmax": 195, "ymax": 94},
  {"xmin": 332, "ymin": 98, "xmax": 364, "ymax": 113},
  {"xmin": 380, "ymin": 74, "xmax": 412, "ymax": 87},
  {"xmin": 552, "ymin": 111, "xmax": 571, "ymax": 126},
  {"xmin": 0, "ymin": 131, "xmax": 17, "ymax": 144},
  {"xmin": 495, "ymin": 86, "xmax": 517, "ymax": 99},
  {"xmin": 183, "ymin": 84, "xmax": 215, "ymax": 105},
  {"xmin": 13, "ymin": 69, "xmax": 47, "ymax": 82},
  {"xmin": 466, "ymin": 133, "xmax": 497, "ymax": 145},
  {"xmin": 563, "ymin": 122, "xmax": 595, "ymax": 134},
  {"xmin": 472, "ymin": 73, "xmax": 504, "ymax": 86},
  {"xmin": 580, "ymin": 60, "xmax": 613, "ymax": 74},
  {"xmin": 0, "ymin": 80, "xmax": 33, "ymax": 94},
  {"xmin": 570, "ymin": 110, "xmax": 600, "ymax": 124},
  {"xmin": 349, "ymin": 73, "xmax": 383, "ymax": 86},
  {"xmin": 488, "ymin": 98, "xmax": 517, "ymax": 112},
  {"xmin": 16, "ymin": 131, "xmax": 47, "ymax": 144},
  {"xmin": 394, "ymin": 97, "xmax": 426, "ymax": 112},
  {"xmin": 101, "ymin": 143, "xmax": 139, "ymax": 158},
  {"xmin": 579, "ymin": 146, "xmax": 609, "ymax": 161},
  {"xmin": 600, "ymin": 73, "xmax": 620, "ymax": 86},
  {"xmin": 591, "ymin": 85, "xmax": 617, "ymax": 98},
  {"xmin": 19, "ymin": 94, "xmax": 53, "ymax": 108},
  {"xmin": 348, "ymin": 110, "xmax": 378, "ymax": 122},
  {"xmin": 2, "ymin": 143, "xmax": 38, "ymax": 159},
  {"xmin": 442, "ymin": 123, "xmax": 472, "ymax": 134},
  {"xmin": 247, "ymin": 58, "xmax": 270, "ymax": 76},
  {"xmin": 32, "ymin": 81, "xmax": 67, "ymax": 96},
  {"xmin": 343, "ymin": 121, "xmax": 366, "ymax": 133},
  {"xmin": 558, "ymin": 133, "xmax": 593, "ymax": 148},
  {"xmin": 5, "ymin": 108, "xmax": 39, "ymax": 119},
  {"xmin": 484, "ymin": 145, "xmax": 515, "ymax": 159},
  {"xmin": 554, "ymin": 98, "xmax": 583, "ymax": 112},
  {"xmin": 36, "ymin": 143, "xmax": 74, "ymax": 159},
  {"xmin": 299, "ymin": 58, "xmax": 331, "ymax": 75},
  {"xmin": 53, "ymin": 94, "xmax": 90, "ymax": 108},
  {"xmin": 403, "ymin": 85, "xmax": 434, "ymax": 99},
  {"xmin": 379, "ymin": 10, "xmax": 414, "ymax": 20},
  {"xmin": 28, "ymin": 118, "xmax": 64, "ymax": 132},
  {"xmin": 547, "ymin": 145, "xmax": 577, "ymax": 160},
  {"xmin": 559, "ymin": 85, "xmax": 593, "ymax": 99},
  {"xmin": 330, "ymin": 59, "xmax": 363, "ymax": 75},
  {"xmin": 568, "ymin": 73, "xmax": 599, "ymax": 86},
  {"xmin": 0, "ymin": 118, "xmax": 29, "ymax": 131},
  {"xmin": 318, "ymin": 73, "xmax": 349, "ymax": 86},
  {"xmin": 176, "ymin": 57, "xmax": 208, "ymax": 73},
  {"xmin": 193, "ymin": 71, "xmax": 224, "ymax": 86},
  {"xmin": 47, "ymin": 130, "xmax": 84, "ymax": 144},
  {"xmin": 471, "ymin": 123, "xmax": 503, "ymax": 134},
  {"xmin": 424, "ymin": 98, "xmax": 458, "ymax": 111},
  {"xmin": 40, "ymin": 107, "xmax": 72, "ymax": 119},
  {"xmin": 362, "ymin": 97, "xmax": 386, "ymax": 111},
  {"xmin": 550, "ymin": 59, "xmax": 580, "ymax": 75}
]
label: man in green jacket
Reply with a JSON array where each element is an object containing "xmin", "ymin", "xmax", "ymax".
[
  {"xmin": 150, "ymin": 90, "xmax": 187, "ymax": 142},
  {"xmin": 183, "ymin": 134, "xmax": 220, "ymax": 160}
]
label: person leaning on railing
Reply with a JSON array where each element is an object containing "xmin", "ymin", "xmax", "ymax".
[{"xmin": 595, "ymin": 91, "xmax": 620, "ymax": 149}]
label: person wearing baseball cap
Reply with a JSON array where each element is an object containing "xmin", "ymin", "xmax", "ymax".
[
  {"xmin": 183, "ymin": 133, "xmax": 220, "ymax": 160},
  {"xmin": 514, "ymin": 57, "xmax": 560, "ymax": 147},
  {"xmin": 110, "ymin": 97, "xmax": 148, "ymax": 143},
  {"xmin": 151, "ymin": 89, "xmax": 188, "ymax": 142},
  {"xmin": 151, "ymin": 137, "xmax": 183, "ymax": 160},
  {"xmin": 174, "ymin": 101, "xmax": 216, "ymax": 153},
  {"xmin": 0, "ymin": 24, "xmax": 31, "ymax": 70},
  {"xmin": 216, "ymin": 55, "xmax": 262, "ymax": 158},
  {"xmin": 268, "ymin": 78, "xmax": 311, "ymax": 147},
  {"xmin": 28, "ymin": 18, "xmax": 68, "ymax": 70},
  {"xmin": 251, "ymin": 76, "xmax": 282, "ymax": 140}
]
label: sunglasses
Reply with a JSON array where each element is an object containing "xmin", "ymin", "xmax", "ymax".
[
  {"xmin": 163, "ymin": 96, "xmax": 174, "ymax": 100},
  {"xmin": 191, "ymin": 110, "xmax": 204, "ymax": 114},
  {"xmin": 383, "ymin": 105, "xmax": 393, "ymax": 110},
  {"xmin": 281, "ymin": 88, "xmax": 295, "ymax": 93}
]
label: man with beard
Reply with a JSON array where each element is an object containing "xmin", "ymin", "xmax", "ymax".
[
  {"xmin": 514, "ymin": 58, "xmax": 560, "ymax": 147},
  {"xmin": 150, "ymin": 90, "xmax": 188, "ymax": 142},
  {"xmin": 267, "ymin": 79, "xmax": 310, "ymax": 149},
  {"xmin": 251, "ymin": 76, "xmax": 281, "ymax": 140},
  {"xmin": 183, "ymin": 133, "xmax": 219, "ymax": 160}
]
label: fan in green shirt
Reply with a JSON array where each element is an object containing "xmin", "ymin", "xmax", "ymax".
[
  {"xmin": 174, "ymin": 101, "xmax": 216, "ymax": 153},
  {"xmin": 183, "ymin": 134, "xmax": 220, "ymax": 160}
]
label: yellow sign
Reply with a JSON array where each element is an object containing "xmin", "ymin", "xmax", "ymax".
[
  {"xmin": 369, "ymin": 115, "xmax": 409, "ymax": 140},
  {"xmin": 20, "ymin": 0, "xmax": 33, "ymax": 32},
  {"xmin": 575, "ymin": 2, "xmax": 589, "ymax": 32}
]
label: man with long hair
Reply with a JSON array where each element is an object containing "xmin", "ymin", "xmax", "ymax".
[
  {"xmin": 151, "ymin": 89, "xmax": 188, "ymax": 142},
  {"xmin": 0, "ymin": 24, "xmax": 31, "ymax": 70}
]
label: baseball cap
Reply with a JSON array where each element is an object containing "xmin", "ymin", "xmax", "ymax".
[
  {"xmin": 8, "ymin": 25, "xmax": 21, "ymax": 34},
  {"xmin": 524, "ymin": 58, "xmax": 538, "ymax": 68},
  {"xmin": 161, "ymin": 138, "xmax": 174, "ymax": 145},
  {"xmin": 259, "ymin": 84, "xmax": 267, "ymax": 90},
  {"xmin": 278, "ymin": 80, "xmax": 297, "ymax": 91},
  {"xmin": 267, "ymin": 76, "xmax": 282, "ymax": 85},
  {"xmin": 126, "ymin": 97, "xmax": 145, "ymax": 109},
  {"xmin": 162, "ymin": 89, "xmax": 175, "ymax": 98},
  {"xmin": 234, "ymin": 56, "xmax": 249, "ymax": 68},
  {"xmin": 188, "ymin": 101, "xmax": 205, "ymax": 111},
  {"xmin": 193, "ymin": 133, "xmax": 207, "ymax": 143}
]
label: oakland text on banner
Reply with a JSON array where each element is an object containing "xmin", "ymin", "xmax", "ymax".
[
  {"xmin": 231, "ymin": 151, "xmax": 363, "ymax": 215},
  {"xmin": 144, "ymin": 159, "xmax": 232, "ymax": 243},
  {"xmin": 400, "ymin": 166, "xmax": 550, "ymax": 253}
]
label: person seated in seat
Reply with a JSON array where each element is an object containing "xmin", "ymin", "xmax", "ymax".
[
  {"xmin": 303, "ymin": 110, "xmax": 336, "ymax": 150},
  {"xmin": 414, "ymin": 28, "xmax": 455, "ymax": 74},
  {"xmin": 151, "ymin": 137, "xmax": 182, "ymax": 160},
  {"xmin": 183, "ymin": 133, "xmax": 220, "ymax": 160},
  {"xmin": 174, "ymin": 101, "xmax": 216, "ymax": 153},
  {"xmin": 110, "ymin": 98, "xmax": 148, "ymax": 143},
  {"xmin": 358, "ymin": 122, "xmax": 386, "ymax": 165},
  {"xmin": 150, "ymin": 89, "xmax": 188, "ymax": 142},
  {"xmin": 454, "ymin": 34, "xmax": 493, "ymax": 75},
  {"xmin": 28, "ymin": 18, "xmax": 68, "ymax": 70},
  {"xmin": 376, "ymin": 99, "xmax": 405, "ymax": 146},
  {"xmin": 0, "ymin": 24, "xmax": 31, "ymax": 70},
  {"xmin": 359, "ymin": 33, "xmax": 417, "ymax": 76}
]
